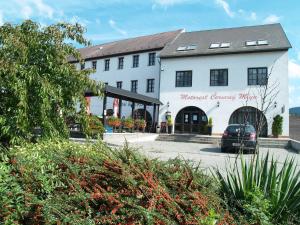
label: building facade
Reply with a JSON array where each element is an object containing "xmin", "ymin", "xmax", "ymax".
[{"xmin": 74, "ymin": 24, "xmax": 291, "ymax": 136}]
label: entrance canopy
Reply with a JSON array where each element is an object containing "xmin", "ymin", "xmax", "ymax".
[{"xmin": 85, "ymin": 85, "xmax": 163, "ymax": 106}]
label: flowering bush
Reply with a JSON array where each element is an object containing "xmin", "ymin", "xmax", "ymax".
[
  {"xmin": 0, "ymin": 140, "xmax": 238, "ymax": 224},
  {"xmin": 107, "ymin": 116, "xmax": 121, "ymax": 128},
  {"xmin": 122, "ymin": 117, "xmax": 134, "ymax": 129},
  {"xmin": 135, "ymin": 119, "xmax": 146, "ymax": 129}
]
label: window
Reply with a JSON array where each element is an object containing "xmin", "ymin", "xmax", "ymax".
[
  {"xmin": 210, "ymin": 69, "xmax": 228, "ymax": 86},
  {"xmin": 118, "ymin": 57, "xmax": 124, "ymax": 69},
  {"xmin": 248, "ymin": 67, "xmax": 268, "ymax": 85},
  {"xmin": 131, "ymin": 80, "xmax": 138, "ymax": 93},
  {"xmin": 92, "ymin": 61, "xmax": 97, "ymax": 70},
  {"xmin": 246, "ymin": 41, "xmax": 257, "ymax": 46},
  {"xmin": 104, "ymin": 59, "xmax": 110, "ymax": 71},
  {"xmin": 220, "ymin": 42, "xmax": 230, "ymax": 48},
  {"xmin": 210, "ymin": 43, "xmax": 220, "ymax": 49},
  {"xmin": 258, "ymin": 40, "xmax": 268, "ymax": 45},
  {"xmin": 177, "ymin": 46, "xmax": 187, "ymax": 51},
  {"xmin": 175, "ymin": 71, "xmax": 192, "ymax": 87},
  {"xmin": 133, "ymin": 55, "xmax": 139, "ymax": 68},
  {"xmin": 80, "ymin": 63, "xmax": 85, "ymax": 70},
  {"xmin": 146, "ymin": 79, "xmax": 155, "ymax": 93},
  {"xmin": 186, "ymin": 45, "xmax": 197, "ymax": 50},
  {"xmin": 116, "ymin": 81, "xmax": 122, "ymax": 89},
  {"xmin": 148, "ymin": 53, "xmax": 156, "ymax": 66}
]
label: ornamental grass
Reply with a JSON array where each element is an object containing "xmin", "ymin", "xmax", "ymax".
[{"xmin": 0, "ymin": 140, "xmax": 235, "ymax": 224}]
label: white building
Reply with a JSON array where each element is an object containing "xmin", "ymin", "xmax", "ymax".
[{"xmin": 74, "ymin": 24, "xmax": 291, "ymax": 137}]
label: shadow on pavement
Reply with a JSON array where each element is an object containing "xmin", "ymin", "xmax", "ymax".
[{"xmin": 200, "ymin": 147, "xmax": 221, "ymax": 153}]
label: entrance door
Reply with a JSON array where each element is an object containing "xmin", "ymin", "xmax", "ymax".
[{"xmin": 175, "ymin": 106, "xmax": 208, "ymax": 134}]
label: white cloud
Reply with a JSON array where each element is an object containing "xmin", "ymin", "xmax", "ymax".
[
  {"xmin": 109, "ymin": 19, "xmax": 127, "ymax": 36},
  {"xmin": 250, "ymin": 12, "xmax": 257, "ymax": 20},
  {"xmin": 32, "ymin": 0, "xmax": 54, "ymax": 19},
  {"xmin": 153, "ymin": 0, "xmax": 187, "ymax": 6},
  {"xmin": 289, "ymin": 60, "xmax": 300, "ymax": 78},
  {"xmin": 215, "ymin": 0, "xmax": 234, "ymax": 18},
  {"xmin": 15, "ymin": 0, "xmax": 54, "ymax": 19},
  {"xmin": 21, "ymin": 5, "xmax": 33, "ymax": 19},
  {"xmin": 238, "ymin": 9, "xmax": 257, "ymax": 21},
  {"xmin": 0, "ymin": 11, "xmax": 4, "ymax": 26},
  {"xmin": 263, "ymin": 14, "xmax": 281, "ymax": 24}
]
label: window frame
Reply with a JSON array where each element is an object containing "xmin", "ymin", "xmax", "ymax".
[
  {"xmin": 80, "ymin": 63, "xmax": 85, "ymax": 70},
  {"xmin": 118, "ymin": 57, "xmax": 124, "ymax": 70},
  {"xmin": 210, "ymin": 69, "xmax": 228, "ymax": 86},
  {"xmin": 248, "ymin": 67, "xmax": 268, "ymax": 86},
  {"xmin": 104, "ymin": 59, "xmax": 110, "ymax": 71},
  {"xmin": 132, "ymin": 55, "xmax": 139, "ymax": 68},
  {"xmin": 146, "ymin": 79, "xmax": 155, "ymax": 93},
  {"xmin": 116, "ymin": 81, "xmax": 122, "ymax": 89},
  {"xmin": 148, "ymin": 52, "xmax": 156, "ymax": 66},
  {"xmin": 131, "ymin": 80, "xmax": 138, "ymax": 93},
  {"xmin": 175, "ymin": 71, "xmax": 193, "ymax": 87},
  {"xmin": 92, "ymin": 61, "xmax": 97, "ymax": 70}
]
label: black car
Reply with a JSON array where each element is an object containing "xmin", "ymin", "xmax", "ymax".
[{"xmin": 221, "ymin": 124, "xmax": 257, "ymax": 153}]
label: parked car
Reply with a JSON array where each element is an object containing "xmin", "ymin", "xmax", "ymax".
[{"xmin": 221, "ymin": 124, "xmax": 257, "ymax": 153}]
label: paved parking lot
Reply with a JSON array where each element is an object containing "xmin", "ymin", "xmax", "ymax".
[{"xmin": 117, "ymin": 141, "xmax": 300, "ymax": 172}]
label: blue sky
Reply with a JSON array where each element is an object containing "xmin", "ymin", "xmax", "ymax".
[{"xmin": 1, "ymin": 0, "xmax": 300, "ymax": 107}]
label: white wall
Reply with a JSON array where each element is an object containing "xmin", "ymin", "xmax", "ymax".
[
  {"xmin": 80, "ymin": 51, "xmax": 161, "ymax": 119},
  {"xmin": 159, "ymin": 51, "xmax": 289, "ymax": 136}
]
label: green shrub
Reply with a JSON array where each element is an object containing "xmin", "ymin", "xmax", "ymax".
[
  {"xmin": 208, "ymin": 117, "xmax": 213, "ymax": 127},
  {"xmin": 88, "ymin": 115, "xmax": 105, "ymax": 137},
  {"xmin": 272, "ymin": 115, "xmax": 283, "ymax": 137},
  {"xmin": 215, "ymin": 153, "xmax": 300, "ymax": 224},
  {"xmin": 1, "ymin": 140, "xmax": 236, "ymax": 224}
]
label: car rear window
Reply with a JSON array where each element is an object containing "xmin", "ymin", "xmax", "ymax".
[{"xmin": 227, "ymin": 125, "xmax": 255, "ymax": 133}]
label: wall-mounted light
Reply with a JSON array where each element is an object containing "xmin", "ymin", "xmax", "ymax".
[
  {"xmin": 281, "ymin": 105, "xmax": 285, "ymax": 114},
  {"xmin": 217, "ymin": 101, "xmax": 220, "ymax": 107},
  {"xmin": 274, "ymin": 101, "xmax": 277, "ymax": 108}
]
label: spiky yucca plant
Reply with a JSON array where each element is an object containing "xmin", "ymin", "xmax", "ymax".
[{"xmin": 215, "ymin": 153, "xmax": 300, "ymax": 224}]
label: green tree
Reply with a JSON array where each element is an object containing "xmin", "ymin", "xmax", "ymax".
[{"xmin": 0, "ymin": 20, "xmax": 101, "ymax": 145}]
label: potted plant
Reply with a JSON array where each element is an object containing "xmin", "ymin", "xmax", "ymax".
[
  {"xmin": 135, "ymin": 119, "xmax": 146, "ymax": 132},
  {"xmin": 107, "ymin": 116, "xmax": 121, "ymax": 132},
  {"xmin": 272, "ymin": 115, "xmax": 283, "ymax": 138},
  {"xmin": 167, "ymin": 117, "xmax": 173, "ymax": 134},
  {"xmin": 122, "ymin": 117, "xmax": 134, "ymax": 132},
  {"xmin": 88, "ymin": 115, "xmax": 105, "ymax": 138},
  {"xmin": 207, "ymin": 117, "xmax": 213, "ymax": 136}
]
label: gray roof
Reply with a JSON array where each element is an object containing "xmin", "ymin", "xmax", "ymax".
[
  {"xmin": 160, "ymin": 24, "xmax": 291, "ymax": 58},
  {"xmin": 85, "ymin": 85, "xmax": 162, "ymax": 105},
  {"xmin": 70, "ymin": 29, "xmax": 183, "ymax": 62}
]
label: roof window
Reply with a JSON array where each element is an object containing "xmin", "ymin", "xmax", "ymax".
[
  {"xmin": 220, "ymin": 42, "xmax": 231, "ymax": 48},
  {"xmin": 210, "ymin": 43, "xmax": 220, "ymax": 49},
  {"xmin": 257, "ymin": 40, "xmax": 269, "ymax": 45},
  {"xmin": 246, "ymin": 41, "xmax": 257, "ymax": 46},
  {"xmin": 177, "ymin": 46, "xmax": 187, "ymax": 51},
  {"xmin": 186, "ymin": 45, "xmax": 197, "ymax": 50}
]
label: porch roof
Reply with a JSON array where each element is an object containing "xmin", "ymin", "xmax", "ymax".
[{"xmin": 85, "ymin": 85, "xmax": 163, "ymax": 105}]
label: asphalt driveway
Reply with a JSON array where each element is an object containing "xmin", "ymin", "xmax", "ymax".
[{"xmin": 122, "ymin": 141, "xmax": 300, "ymax": 172}]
